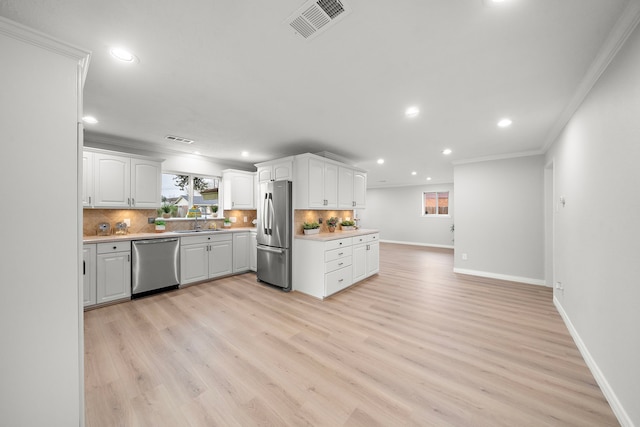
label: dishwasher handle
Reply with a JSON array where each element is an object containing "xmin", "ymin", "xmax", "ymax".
[{"xmin": 134, "ymin": 238, "xmax": 179, "ymax": 245}]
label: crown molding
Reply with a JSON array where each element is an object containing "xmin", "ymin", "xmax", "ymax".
[
  {"xmin": 541, "ymin": 0, "xmax": 640, "ymax": 152},
  {"xmin": 452, "ymin": 150, "xmax": 544, "ymax": 166}
]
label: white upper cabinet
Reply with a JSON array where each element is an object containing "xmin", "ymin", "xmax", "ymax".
[
  {"xmin": 353, "ymin": 170, "xmax": 367, "ymax": 208},
  {"xmin": 294, "ymin": 153, "xmax": 365, "ymax": 210},
  {"xmin": 338, "ymin": 166, "xmax": 354, "ymax": 209},
  {"xmin": 223, "ymin": 169, "xmax": 256, "ymax": 210},
  {"xmin": 256, "ymin": 157, "xmax": 293, "ymax": 183},
  {"xmin": 131, "ymin": 158, "xmax": 162, "ymax": 208},
  {"xmin": 82, "ymin": 151, "xmax": 94, "ymax": 207},
  {"xmin": 94, "ymin": 153, "xmax": 131, "ymax": 207},
  {"xmin": 86, "ymin": 149, "xmax": 162, "ymax": 209}
]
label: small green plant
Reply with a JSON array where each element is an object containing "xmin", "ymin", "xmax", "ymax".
[
  {"xmin": 341, "ymin": 220, "xmax": 355, "ymax": 227},
  {"xmin": 326, "ymin": 217, "xmax": 339, "ymax": 227},
  {"xmin": 157, "ymin": 203, "xmax": 172, "ymax": 215},
  {"xmin": 224, "ymin": 217, "xmax": 231, "ymax": 224},
  {"xmin": 303, "ymin": 222, "xmax": 320, "ymax": 230},
  {"xmin": 211, "ymin": 205, "xmax": 218, "ymax": 213},
  {"xmin": 154, "ymin": 219, "xmax": 166, "ymax": 226}
]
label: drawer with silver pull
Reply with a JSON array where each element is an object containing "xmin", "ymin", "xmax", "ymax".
[
  {"xmin": 325, "ymin": 256, "xmax": 352, "ymax": 273},
  {"xmin": 325, "ymin": 265, "xmax": 353, "ymax": 296},
  {"xmin": 325, "ymin": 246, "xmax": 352, "ymax": 262},
  {"xmin": 325, "ymin": 237, "xmax": 352, "ymax": 251},
  {"xmin": 97, "ymin": 241, "xmax": 131, "ymax": 254}
]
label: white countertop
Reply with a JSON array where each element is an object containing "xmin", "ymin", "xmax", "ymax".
[
  {"xmin": 294, "ymin": 228, "xmax": 379, "ymax": 242},
  {"xmin": 83, "ymin": 227, "xmax": 257, "ymax": 244}
]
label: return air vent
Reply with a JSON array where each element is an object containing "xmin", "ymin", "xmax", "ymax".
[
  {"xmin": 165, "ymin": 135, "xmax": 194, "ymax": 145},
  {"xmin": 286, "ymin": 0, "xmax": 351, "ymax": 41}
]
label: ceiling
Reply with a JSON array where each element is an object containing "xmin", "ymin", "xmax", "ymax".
[{"xmin": 0, "ymin": 0, "xmax": 634, "ymax": 187}]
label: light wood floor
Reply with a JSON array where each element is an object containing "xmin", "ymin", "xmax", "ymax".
[{"xmin": 84, "ymin": 243, "xmax": 618, "ymax": 426}]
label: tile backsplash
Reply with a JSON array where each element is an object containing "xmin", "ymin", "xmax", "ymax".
[{"xmin": 83, "ymin": 209, "xmax": 257, "ymax": 236}]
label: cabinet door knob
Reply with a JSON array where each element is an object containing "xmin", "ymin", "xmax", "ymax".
[{"xmin": 113, "ymin": 246, "xmax": 117, "ymax": 250}]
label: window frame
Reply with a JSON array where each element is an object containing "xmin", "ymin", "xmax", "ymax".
[
  {"xmin": 161, "ymin": 171, "xmax": 222, "ymax": 220},
  {"xmin": 421, "ymin": 190, "xmax": 450, "ymax": 217}
]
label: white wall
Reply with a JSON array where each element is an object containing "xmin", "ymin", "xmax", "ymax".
[
  {"xmin": 546, "ymin": 21, "xmax": 640, "ymax": 426},
  {"xmin": 453, "ymin": 155, "xmax": 545, "ymax": 285},
  {"xmin": 0, "ymin": 18, "xmax": 89, "ymax": 426},
  {"xmin": 357, "ymin": 184, "xmax": 454, "ymax": 248}
]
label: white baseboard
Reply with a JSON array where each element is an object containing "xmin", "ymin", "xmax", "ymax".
[
  {"xmin": 554, "ymin": 297, "xmax": 632, "ymax": 427},
  {"xmin": 452, "ymin": 268, "xmax": 548, "ymax": 287},
  {"xmin": 380, "ymin": 239, "xmax": 454, "ymax": 249}
]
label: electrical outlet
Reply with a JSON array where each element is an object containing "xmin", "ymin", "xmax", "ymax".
[
  {"xmin": 462, "ymin": 253, "xmax": 468, "ymax": 260},
  {"xmin": 230, "ymin": 217, "xmax": 237, "ymax": 223},
  {"xmin": 243, "ymin": 216, "xmax": 247, "ymax": 223},
  {"xmin": 318, "ymin": 218, "xmax": 323, "ymax": 224},
  {"xmin": 148, "ymin": 217, "xmax": 155, "ymax": 224},
  {"xmin": 123, "ymin": 218, "xmax": 131, "ymax": 227}
]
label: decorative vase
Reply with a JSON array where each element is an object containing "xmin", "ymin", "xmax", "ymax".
[
  {"xmin": 304, "ymin": 228, "xmax": 320, "ymax": 235},
  {"xmin": 341, "ymin": 225, "xmax": 354, "ymax": 231},
  {"xmin": 162, "ymin": 213, "xmax": 171, "ymax": 219},
  {"xmin": 328, "ymin": 226, "xmax": 336, "ymax": 232},
  {"xmin": 155, "ymin": 225, "xmax": 165, "ymax": 232}
]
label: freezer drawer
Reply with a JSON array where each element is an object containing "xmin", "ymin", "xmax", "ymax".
[{"xmin": 256, "ymin": 245, "xmax": 291, "ymax": 290}]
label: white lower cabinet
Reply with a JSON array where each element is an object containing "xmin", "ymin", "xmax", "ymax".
[
  {"xmin": 180, "ymin": 233, "xmax": 233, "ymax": 285},
  {"xmin": 96, "ymin": 242, "xmax": 131, "ymax": 304},
  {"xmin": 249, "ymin": 231, "xmax": 257, "ymax": 272},
  {"xmin": 352, "ymin": 233, "xmax": 379, "ymax": 282},
  {"xmin": 293, "ymin": 232, "xmax": 379, "ymax": 299},
  {"xmin": 83, "ymin": 244, "xmax": 97, "ymax": 307},
  {"xmin": 233, "ymin": 232, "xmax": 250, "ymax": 273}
]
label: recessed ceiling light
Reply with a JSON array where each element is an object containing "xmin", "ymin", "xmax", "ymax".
[
  {"xmin": 427, "ymin": 177, "xmax": 432, "ymax": 181},
  {"xmin": 110, "ymin": 47, "xmax": 136, "ymax": 62},
  {"xmin": 193, "ymin": 151, "xmax": 201, "ymax": 155},
  {"xmin": 377, "ymin": 159, "xmax": 385, "ymax": 165},
  {"xmin": 497, "ymin": 118, "xmax": 512, "ymax": 128},
  {"xmin": 241, "ymin": 151, "xmax": 249, "ymax": 157},
  {"xmin": 442, "ymin": 149, "xmax": 452, "ymax": 155},
  {"xmin": 405, "ymin": 106, "xmax": 420, "ymax": 118},
  {"xmin": 82, "ymin": 116, "xmax": 98, "ymax": 124},
  {"xmin": 411, "ymin": 171, "xmax": 417, "ymax": 176}
]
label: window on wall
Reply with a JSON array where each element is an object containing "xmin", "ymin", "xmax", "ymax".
[
  {"xmin": 423, "ymin": 191, "xmax": 449, "ymax": 216},
  {"xmin": 161, "ymin": 173, "xmax": 220, "ymax": 218}
]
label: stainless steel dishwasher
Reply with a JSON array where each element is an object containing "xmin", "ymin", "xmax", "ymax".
[{"xmin": 131, "ymin": 238, "xmax": 180, "ymax": 298}]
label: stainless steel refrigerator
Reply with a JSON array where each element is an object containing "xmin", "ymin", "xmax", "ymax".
[{"xmin": 257, "ymin": 180, "xmax": 292, "ymax": 291}]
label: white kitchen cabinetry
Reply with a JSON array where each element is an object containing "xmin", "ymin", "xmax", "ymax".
[
  {"xmin": 338, "ymin": 166, "xmax": 367, "ymax": 209},
  {"xmin": 294, "ymin": 153, "xmax": 366, "ymax": 210},
  {"xmin": 82, "ymin": 151, "xmax": 94, "ymax": 207},
  {"xmin": 256, "ymin": 157, "xmax": 294, "ymax": 183},
  {"xmin": 293, "ymin": 237, "xmax": 353, "ymax": 299},
  {"xmin": 83, "ymin": 244, "xmax": 97, "ymax": 307},
  {"xmin": 353, "ymin": 170, "xmax": 367, "ymax": 209},
  {"xmin": 96, "ymin": 242, "xmax": 131, "ymax": 304},
  {"xmin": 223, "ymin": 169, "xmax": 256, "ymax": 210},
  {"xmin": 233, "ymin": 232, "xmax": 250, "ymax": 273},
  {"xmin": 180, "ymin": 233, "xmax": 233, "ymax": 285},
  {"xmin": 88, "ymin": 150, "xmax": 161, "ymax": 209},
  {"xmin": 249, "ymin": 231, "xmax": 257, "ymax": 272},
  {"xmin": 352, "ymin": 233, "xmax": 379, "ymax": 282},
  {"xmin": 295, "ymin": 154, "xmax": 338, "ymax": 209}
]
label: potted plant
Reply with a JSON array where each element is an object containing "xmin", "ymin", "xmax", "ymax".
[
  {"xmin": 341, "ymin": 220, "xmax": 355, "ymax": 231},
  {"xmin": 211, "ymin": 205, "xmax": 219, "ymax": 218},
  {"xmin": 157, "ymin": 203, "xmax": 173, "ymax": 218},
  {"xmin": 303, "ymin": 222, "xmax": 320, "ymax": 235},
  {"xmin": 326, "ymin": 217, "xmax": 339, "ymax": 232},
  {"xmin": 223, "ymin": 217, "xmax": 232, "ymax": 227},
  {"xmin": 154, "ymin": 219, "xmax": 166, "ymax": 232}
]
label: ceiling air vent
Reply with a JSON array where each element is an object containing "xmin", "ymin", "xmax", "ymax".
[
  {"xmin": 286, "ymin": 0, "xmax": 351, "ymax": 41},
  {"xmin": 165, "ymin": 135, "xmax": 194, "ymax": 145}
]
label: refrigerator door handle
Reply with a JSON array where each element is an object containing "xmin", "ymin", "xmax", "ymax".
[
  {"xmin": 268, "ymin": 192, "xmax": 274, "ymax": 235},
  {"xmin": 263, "ymin": 192, "xmax": 269, "ymax": 235},
  {"xmin": 257, "ymin": 245, "xmax": 284, "ymax": 255}
]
